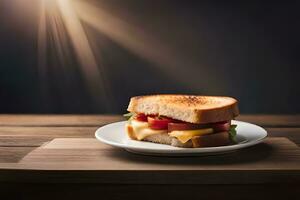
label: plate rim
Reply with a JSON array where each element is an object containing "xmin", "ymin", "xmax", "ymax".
[{"xmin": 95, "ymin": 120, "xmax": 267, "ymax": 153}]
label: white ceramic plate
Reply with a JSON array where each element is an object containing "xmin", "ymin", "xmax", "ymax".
[{"xmin": 95, "ymin": 120, "xmax": 267, "ymax": 156}]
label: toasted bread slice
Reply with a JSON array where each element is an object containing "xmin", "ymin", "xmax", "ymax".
[
  {"xmin": 143, "ymin": 133, "xmax": 193, "ymax": 148},
  {"xmin": 126, "ymin": 123, "xmax": 230, "ymax": 148},
  {"xmin": 144, "ymin": 133, "xmax": 230, "ymax": 148},
  {"xmin": 127, "ymin": 95, "xmax": 239, "ymax": 124}
]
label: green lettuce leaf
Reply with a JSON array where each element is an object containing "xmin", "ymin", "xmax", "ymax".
[
  {"xmin": 123, "ymin": 112, "xmax": 134, "ymax": 120},
  {"xmin": 229, "ymin": 124, "xmax": 237, "ymax": 143}
]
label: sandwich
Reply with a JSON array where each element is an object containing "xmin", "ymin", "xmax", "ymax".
[{"xmin": 124, "ymin": 95, "xmax": 239, "ymax": 148}]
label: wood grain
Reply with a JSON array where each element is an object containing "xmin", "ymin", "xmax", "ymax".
[
  {"xmin": 0, "ymin": 137, "xmax": 294, "ymax": 184},
  {"xmin": 0, "ymin": 127, "xmax": 97, "ymax": 147},
  {"xmin": 18, "ymin": 137, "xmax": 300, "ymax": 170},
  {"xmin": 237, "ymin": 114, "xmax": 300, "ymax": 127},
  {"xmin": 0, "ymin": 115, "xmax": 123, "ymax": 127},
  {"xmin": 0, "ymin": 136, "xmax": 48, "ymax": 147},
  {"xmin": 0, "ymin": 127, "xmax": 97, "ymax": 137},
  {"xmin": 44, "ymin": 138, "xmax": 109, "ymax": 149},
  {"xmin": 0, "ymin": 114, "xmax": 299, "ymax": 187},
  {"xmin": 266, "ymin": 128, "xmax": 300, "ymax": 146},
  {"xmin": 0, "ymin": 147, "xmax": 36, "ymax": 163}
]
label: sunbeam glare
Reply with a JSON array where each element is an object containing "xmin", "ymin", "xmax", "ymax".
[
  {"xmin": 73, "ymin": 1, "xmax": 220, "ymax": 91},
  {"xmin": 36, "ymin": 0, "xmax": 220, "ymax": 110},
  {"xmin": 37, "ymin": 0, "xmax": 112, "ymax": 110}
]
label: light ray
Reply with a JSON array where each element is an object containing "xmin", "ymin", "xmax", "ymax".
[
  {"xmin": 37, "ymin": 0, "xmax": 112, "ymax": 110},
  {"xmin": 74, "ymin": 1, "xmax": 220, "ymax": 91},
  {"xmin": 37, "ymin": 0, "xmax": 47, "ymax": 83},
  {"xmin": 35, "ymin": 0, "xmax": 221, "ymax": 111},
  {"xmin": 57, "ymin": 0, "xmax": 111, "ymax": 108},
  {"xmin": 37, "ymin": 0, "xmax": 48, "ymax": 105}
]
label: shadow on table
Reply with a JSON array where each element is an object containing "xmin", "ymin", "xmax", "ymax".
[{"xmin": 106, "ymin": 142, "xmax": 275, "ymax": 165}]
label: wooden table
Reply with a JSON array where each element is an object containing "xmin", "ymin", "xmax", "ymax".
[{"xmin": 0, "ymin": 114, "xmax": 300, "ymax": 199}]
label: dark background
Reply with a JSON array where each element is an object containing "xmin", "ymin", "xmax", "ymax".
[{"xmin": 0, "ymin": 1, "xmax": 299, "ymax": 114}]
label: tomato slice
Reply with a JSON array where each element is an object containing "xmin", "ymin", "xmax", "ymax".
[
  {"xmin": 146, "ymin": 115, "xmax": 231, "ymax": 132},
  {"xmin": 168, "ymin": 122, "xmax": 209, "ymax": 132},
  {"xmin": 168, "ymin": 121, "xmax": 231, "ymax": 132},
  {"xmin": 211, "ymin": 121, "xmax": 231, "ymax": 132},
  {"xmin": 148, "ymin": 116, "xmax": 175, "ymax": 130},
  {"xmin": 134, "ymin": 113, "xmax": 148, "ymax": 122}
]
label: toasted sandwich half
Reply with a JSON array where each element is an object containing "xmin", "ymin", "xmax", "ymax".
[{"xmin": 125, "ymin": 95, "xmax": 239, "ymax": 148}]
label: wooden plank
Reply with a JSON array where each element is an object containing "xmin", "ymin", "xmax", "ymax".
[
  {"xmin": 0, "ymin": 136, "xmax": 48, "ymax": 147},
  {"xmin": 44, "ymin": 138, "xmax": 108, "ymax": 149},
  {"xmin": 0, "ymin": 137, "xmax": 296, "ymax": 184},
  {"xmin": 20, "ymin": 138, "xmax": 300, "ymax": 172},
  {"xmin": 0, "ymin": 114, "xmax": 123, "ymax": 127},
  {"xmin": 0, "ymin": 114, "xmax": 299, "ymax": 127},
  {"xmin": 266, "ymin": 128, "xmax": 300, "ymax": 146},
  {"xmin": 0, "ymin": 127, "xmax": 97, "ymax": 138},
  {"xmin": 0, "ymin": 127, "xmax": 97, "ymax": 147},
  {"xmin": 21, "ymin": 137, "xmax": 300, "ymax": 170},
  {"xmin": 0, "ymin": 147, "xmax": 36, "ymax": 163},
  {"xmin": 42, "ymin": 128, "xmax": 300, "ymax": 147},
  {"xmin": 237, "ymin": 115, "xmax": 300, "ymax": 127},
  {"xmin": 0, "ymin": 138, "xmax": 299, "ymax": 184}
]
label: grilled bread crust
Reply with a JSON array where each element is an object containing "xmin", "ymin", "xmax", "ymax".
[{"xmin": 127, "ymin": 95, "xmax": 239, "ymax": 124}]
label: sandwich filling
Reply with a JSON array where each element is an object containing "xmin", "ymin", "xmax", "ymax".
[{"xmin": 124, "ymin": 113, "xmax": 237, "ymax": 144}]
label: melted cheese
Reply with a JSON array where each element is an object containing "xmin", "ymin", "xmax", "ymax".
[
  {"xmin": 168, "ymin": 128, "xmax": 213, "ymax": 143},
  {"xmin": 130, "ymin": 120, "xmax": 167, "ymax": 140}
]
